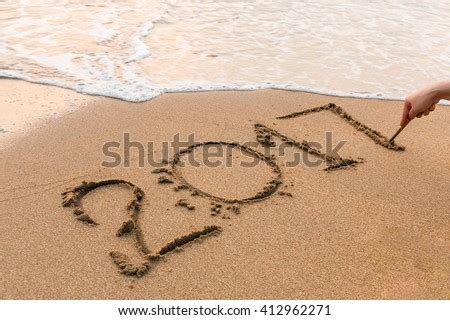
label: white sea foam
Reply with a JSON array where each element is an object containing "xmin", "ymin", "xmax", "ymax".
[{"xmin": 0, "ymin": 0, "xmax": 449, "ymax": 103}]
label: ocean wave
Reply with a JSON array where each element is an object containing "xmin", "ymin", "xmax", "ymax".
[{"xmin": 1, "ymin": 0, "xmax": 449, "ymax": 104}]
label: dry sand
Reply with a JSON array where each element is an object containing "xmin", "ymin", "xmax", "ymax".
[{"xmin": 0, "ymin": 79, "xmax": 449, "ymax": 299}]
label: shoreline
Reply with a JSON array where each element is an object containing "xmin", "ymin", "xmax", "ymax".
[
  {"xmin": 6, "ymin": 75, "xmax": 450, "ymax": 104},
  {"xmin": 1, "ymin": 79, "xmax": 449, "ymax": 299}
]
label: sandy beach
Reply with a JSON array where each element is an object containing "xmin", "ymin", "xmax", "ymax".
[{"xmin": 0, "ymin": 79, "xmax": 449, "ymax": 299}]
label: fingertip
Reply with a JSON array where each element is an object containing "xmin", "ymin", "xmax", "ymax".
[{"xmin": 401, "ymin": 101, "xmax": 412, "ymax": 126}]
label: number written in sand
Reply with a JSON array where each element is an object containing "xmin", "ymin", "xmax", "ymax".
[
  {"xmin": 61, "ymin": 180, "xmax": 221, "ymax": 277},
  {"xmin": 254, "ymin": 123, "xmax": 361, "ymax": 171},
  {"xmin": 254, "ymin": 103, "xmax": 404, "ymax": 171},
  {"xmin": 169, "ymin": 142, "xmax": 283, "ymax": 203},
  {"xmin": 61, "ymin": 103, "xmax": 406, "ymax": 277},
  {"xmin": 154, "ymin": 104, "xmax": 405, "ymax": 222},
  {"xmin": 276, "ymin": 103, "xmax": 405, "ymax": 151}
]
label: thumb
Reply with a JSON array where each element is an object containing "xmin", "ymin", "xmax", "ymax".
[
  {"xmin": 401, "ymin": 100, "xmax": 412, "ymax": 126},
  {"xmin": 408, "ymin": 104, "xmax": 422, "ymax": 121}
]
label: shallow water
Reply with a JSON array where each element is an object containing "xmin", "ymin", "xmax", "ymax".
[{"xmin": 1, "ymin": 0, "xmax": 449, "ymax": 101}]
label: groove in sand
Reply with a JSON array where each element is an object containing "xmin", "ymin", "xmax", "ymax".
[
  {"xmin": 276, "ymin": 103, "xmax": 405, "ymax": 151},
  {"xmin": 160, "ymin": 142, "xmax": 284, "ymax": 205},
  {"xmin": 62, "ymin": 180, "xmax": 221, "ymax": 277},
  {"xmin": 254, "ymin": 123, "xmax": 361, "ymax": 171}
]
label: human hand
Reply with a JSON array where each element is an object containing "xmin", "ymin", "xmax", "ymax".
[{"xmin": 401, "ymin": 86, "xmax": 439, "ymax": 127}]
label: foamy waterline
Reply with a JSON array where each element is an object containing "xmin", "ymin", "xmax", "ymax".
[
  {"xmin": 4, "ymin": 72, "xmax": 450, "ymax": 107},
  {"xmin": 0, "ymin": 71, "xmax": 411, "ymax": 103}
]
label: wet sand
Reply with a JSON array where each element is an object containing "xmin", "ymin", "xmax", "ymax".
[{"xmin": 0, "ymin": 79, "xmax": 449, "ymax": 299}]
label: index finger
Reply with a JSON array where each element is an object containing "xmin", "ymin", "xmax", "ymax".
[{"xmin": 400, "ymin": 100, "xmax": 412, "ymax": 127}]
